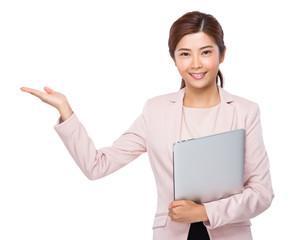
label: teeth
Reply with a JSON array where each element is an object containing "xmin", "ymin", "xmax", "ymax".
[{"xmin": 191, "ymin": 72, "xmax": 206, "ymax": 77}]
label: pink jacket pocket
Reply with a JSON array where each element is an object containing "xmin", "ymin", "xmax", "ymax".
[{"xmin": 152, "ymin": 214, "xmax": 168, "ymax": 229}]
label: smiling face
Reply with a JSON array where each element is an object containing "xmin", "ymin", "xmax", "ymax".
[{"xmin": 174, "ymin": 32, "xmax": 226, "ymax": 91}]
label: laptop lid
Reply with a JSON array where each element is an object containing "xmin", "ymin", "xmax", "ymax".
[{"xmin": 173, "ymin": 129, "xmax": 245, "ymax": 204}]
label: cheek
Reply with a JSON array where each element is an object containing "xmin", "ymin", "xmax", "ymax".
[
  {"xmin": 204, "ymin": 57, "xmax": 220, "ymax": 71},
  {"xmin": 176, "ymin": 60, "xmax": 190, "ymax": 73}
]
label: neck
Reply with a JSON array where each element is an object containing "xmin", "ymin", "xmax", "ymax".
[{"xmin": 183, "ymin": 84, "xmax": 220, "ymax": 108}]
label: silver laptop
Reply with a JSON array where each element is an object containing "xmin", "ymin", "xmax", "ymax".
[{"xmin": 173, "ymin": 129, "xmax": 245, "ymax": 204}]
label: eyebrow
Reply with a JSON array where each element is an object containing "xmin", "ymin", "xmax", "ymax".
[{"xmin": 177, "ymin": 45, "xmax": 213, "ymax": 51}]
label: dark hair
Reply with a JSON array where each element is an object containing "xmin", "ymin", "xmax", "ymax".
[{"xmin": 168, "ymin": 11, "xmax": 226, "ymax": 89}]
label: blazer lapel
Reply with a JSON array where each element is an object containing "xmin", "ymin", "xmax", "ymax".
[
  {"xmin": 214, "ymin": 87, "xmax": 235, "ymax": 134},
  {"xmin": 165, "ymin": 88, "xmax": 185, "ymax": 160},
  {"xmin": 165, "ymin": 86, "xmax": 235, "ymax": 160}
]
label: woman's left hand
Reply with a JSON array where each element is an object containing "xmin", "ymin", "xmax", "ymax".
[{"xmin": 168, "ymin": 200, "xmax": 209, "ymax": 223}]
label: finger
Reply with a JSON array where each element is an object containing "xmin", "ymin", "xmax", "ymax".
[
  {"xmin": 43, "ymin": 86, "xmax": 55, "ymax": 94},
  {"xmin": 168, "ymin": 210, "xmax": 172, "ymax": 217},
  {"xmin": 20, "ymin": 87, "xmax": 32, "ymax": 92},
  {"xmin": 168, "ymin": 211, "xmax": 173, "ymax": 220},
  {"xmin": 20, "ymin": 87, "xmax": 45, "ymax": 99},
  {"xmin": 168, "ymin": 210, "xmax": 180, "ymax": 222},
  {"xmin": 168, "ymin": 209, "xmax": 176, "ymax": 219},
  {"xmin": 170, "ymin": 200, "xmax": 185, "ymax": 208}
]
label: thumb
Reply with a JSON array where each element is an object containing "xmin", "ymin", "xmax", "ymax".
[
  {"xmin": 44, "ymin": 86, "xmax": 54, "ymax": 94},
  {"xmin": 169, "ymin": 200, "xmax": 185, "ymax": 209}
]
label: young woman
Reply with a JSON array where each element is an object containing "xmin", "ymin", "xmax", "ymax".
[{"xmin": 20, "ymin": 11, "xmax": 274, "ymax": 240}]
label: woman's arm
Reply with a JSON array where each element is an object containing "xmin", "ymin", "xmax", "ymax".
[
  {"xmin": 58, "ymin": 102, "xmax": 73, "ymax": 121},
  {"xmin": 202, "ymin": 103, "xmax": 275, "ymax": 229},
  {"xmin": 168, "ymin": 103, "xmax": 274, "ymax": 227},
  {"xmin": 20, "ymin": 86, "xmax": 150, "ymax": 180},
  {"xmin": 53, "ymin": 102, "xmax": 149, "ymax": 180}
]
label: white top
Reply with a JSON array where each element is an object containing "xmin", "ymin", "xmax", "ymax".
[{"xmin": 181, "ymin": 103, "xmax": 220, "ymax": 140}]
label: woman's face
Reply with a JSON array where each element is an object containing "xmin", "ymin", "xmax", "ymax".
[{"xmin": 174, "ymin": 32, "xmax": 225, "ymax": 90}]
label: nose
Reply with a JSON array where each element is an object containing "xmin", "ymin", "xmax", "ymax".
[{"xmin": 191, "ymin": 54, "xmax": 203, "ymax": 70}]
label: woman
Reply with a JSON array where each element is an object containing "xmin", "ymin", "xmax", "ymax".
[{"xmin": 20, "ymin": 11, "xmax": 274, "ymax": 240}]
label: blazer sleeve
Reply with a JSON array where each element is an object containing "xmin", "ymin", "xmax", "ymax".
[
  {"xmin": 203, "ymin": 103, "xmax": 275, "ymax": 229},
  {"xmin": 53, "ymin": 100, "xmax": 150, "ymax": 180}
]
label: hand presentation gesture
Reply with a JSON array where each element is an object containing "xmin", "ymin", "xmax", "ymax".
[{"xmin": 20, "ymin": 86, "xmax": 73, "ymax": 121}]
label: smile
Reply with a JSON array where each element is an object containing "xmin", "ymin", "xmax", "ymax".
[{"xmin": 189, "ymin": 72, "xmax": 207, "ymax": 80}]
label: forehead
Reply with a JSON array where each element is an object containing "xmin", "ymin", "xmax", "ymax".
[{"xmin": 176, "ymin": 32, "xmax": 216, "ymax": 50}]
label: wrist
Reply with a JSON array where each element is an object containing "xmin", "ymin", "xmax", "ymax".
[
  {"xmin": 58, "ymin": 102, "xmax": 73, "ymax": 121},
  {"xmin": 199, "ymin": 204, "xmax": 209, "ymax": 222}
]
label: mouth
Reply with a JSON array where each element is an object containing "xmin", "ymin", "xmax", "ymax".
[{"xmin": 189, "ymin": 72, "xmax": 207, "ymax": 80}]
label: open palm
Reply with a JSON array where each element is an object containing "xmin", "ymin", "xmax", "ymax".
[{"xmin": 20, "ymin": 86, "xmax": 73, "ymax": 121}]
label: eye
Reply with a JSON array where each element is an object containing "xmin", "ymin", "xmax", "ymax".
[
  {"xmin": 202, "ymin": 50, "xmax": 211, "ymax": 55},
  {"xmin": 180, "ymin": 52, "xmax": 190, "ymax": 56}
]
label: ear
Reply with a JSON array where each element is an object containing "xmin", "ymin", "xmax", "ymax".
[{"xmin": 220, "ymin": 47, "xmax": 227, "ymax": 63}]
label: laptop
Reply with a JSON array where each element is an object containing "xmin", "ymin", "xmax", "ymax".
[{"xmin": 173, "ymin": 129, "xmax": 245, "ymax": 204}]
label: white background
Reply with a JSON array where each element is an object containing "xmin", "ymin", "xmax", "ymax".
[{"xmin": 1, "ymin": 0, "xmax": 303, "ymax": 239}]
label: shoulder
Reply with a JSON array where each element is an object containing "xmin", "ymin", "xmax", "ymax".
[
  {"xmin": 145, "ymin": 89, "xmax": 182, "ymax": 108},
  {"xmin": 140, "ymin": 89, "xmax": 181, "ymax": 121},
  {"xmin": 149, "ymin": 90, "xmax": 181, "ymax": 103},
  {"xmin": 222, "ymin": 88, "xmax": 261, "ymax": 127},
  {"xmin": 222, "ymin": 88, "xmax": 260, "ymax": 114}
]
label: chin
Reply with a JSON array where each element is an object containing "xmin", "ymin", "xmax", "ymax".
[{"xmin": 185, "ymin": 81, "xmax": 213, "ymax": 90}]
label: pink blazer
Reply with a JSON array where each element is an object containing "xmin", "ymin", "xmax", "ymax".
[{"xmin": 54, "ymin": 86, "xmax": 274, "ymax": 240}]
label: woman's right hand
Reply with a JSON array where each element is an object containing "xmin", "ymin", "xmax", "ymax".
[{"xmin": 20, "ymin": 86, "xmax": 73, "ymax": 121}]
